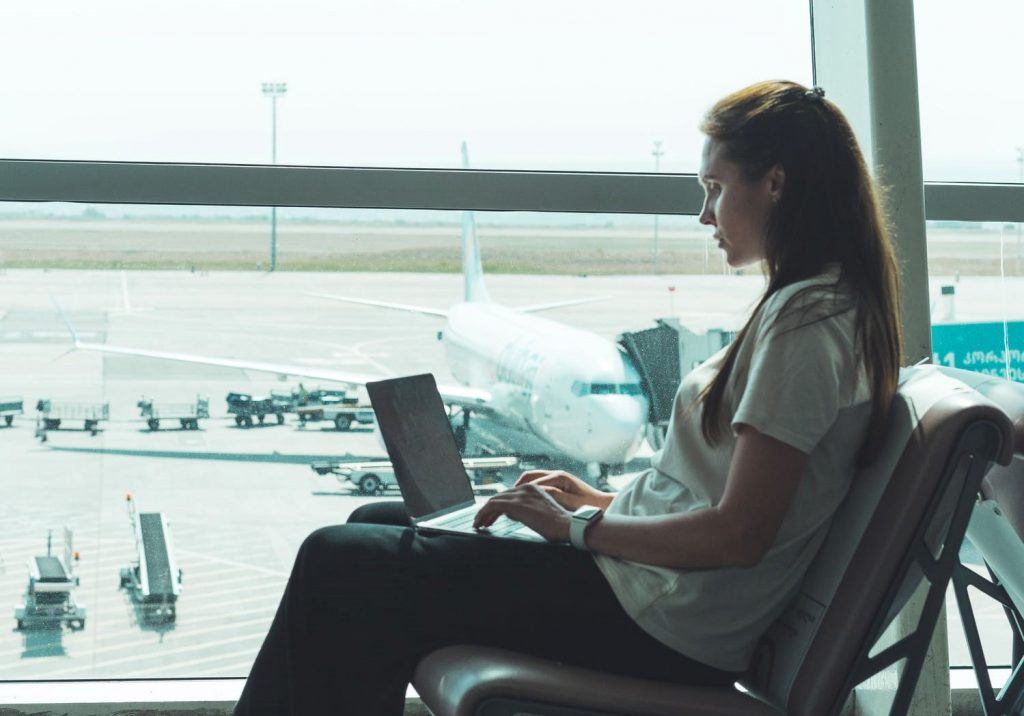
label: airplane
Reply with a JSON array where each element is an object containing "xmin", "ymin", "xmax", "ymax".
[{"xmin": 67, "ymin": 145, "xmax": 653, "ymax": 478}]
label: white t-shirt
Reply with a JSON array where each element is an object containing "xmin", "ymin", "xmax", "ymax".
[{"xmin": 594, "ymin": 270, "xmax": 872, "ymax": 673}]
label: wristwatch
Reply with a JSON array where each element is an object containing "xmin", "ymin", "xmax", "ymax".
[{"xmin": 569, "ymin": 505, "xmax": 604, "ymax": 551}]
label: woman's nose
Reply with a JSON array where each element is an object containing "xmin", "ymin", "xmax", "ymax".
[{"xmin": 698, "ymin": 201, "xmax": 715, "ymax": 226}]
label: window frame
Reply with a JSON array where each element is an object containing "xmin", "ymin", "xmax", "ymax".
[{"xmin": 1, "ymin": 160, "xmax": 1021, "ymax": 223}]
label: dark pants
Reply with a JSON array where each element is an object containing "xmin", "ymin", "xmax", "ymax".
[{"xmin": 234, "ymin": 502, "xmax": 739, "ymax": 715}]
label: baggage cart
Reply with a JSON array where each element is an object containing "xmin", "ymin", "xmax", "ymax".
[
  {"xmin": 137, "ymin": 395, "xmax": 210, "ymax": 430},
  {"xmin": 298, "ymin": 403, "xmax": 375, "ymax": 430},
  {"xmin": 35, "ymin": 399, "xmax": 109, "ymax": 435},
  {"xmin": 0, "ymin": 396, "xmax": 23, "ymax": 427},
  {"xmin": 119, "ymin": 494, "xmax": 182, "ymax": 624},
  {"xmin": 271, "ymin": 384, "xmax": 351, "ymax": 413},
  {"xmin": 14, "ymin": 528, "xmax": 86, "ymax": 631},
  {"xmin": 225, "ymin": 392, "xmax": 287, "ymax": 427}
]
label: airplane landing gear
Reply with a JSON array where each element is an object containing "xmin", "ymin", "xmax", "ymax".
[
  {"xmin": 452, "ymin": 409, "xmax": 471, "ymax": 453},
  {"xmin": 585, "ymin": 462, "xmax": 611, "ymax": 491}
]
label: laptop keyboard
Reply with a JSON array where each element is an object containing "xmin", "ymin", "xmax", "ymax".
[{"xmin": 435, "ymin": 510, "xmax": 527, "ymax": 537}]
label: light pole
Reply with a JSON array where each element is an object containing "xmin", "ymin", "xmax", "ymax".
[
  {"xmin": 262, "ymin": 82, "xmax": 287, "ymax": 271},
  {"xmin": 652, "ymin": 140, "xmax": 664, "ymax": 270}
]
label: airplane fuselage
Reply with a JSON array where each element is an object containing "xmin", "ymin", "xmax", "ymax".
[{"xmin": 441, "ymin": 303, "xmax": 649, "ymax": 466}]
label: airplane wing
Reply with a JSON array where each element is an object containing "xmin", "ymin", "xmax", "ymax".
[
  {"xmin": 304, "ymin": 292, "xmax": 448, "ymax": 318},
  {"xmin": 306, "ymin": 291, "xmax": 601, "ymax": 316},
  {"xmin": 515, "ymin": 296, "xmax": 606, "ymax": 313},
  {"xmin": 72, "ymin": 339, "xmax": 492, "ymax": 408}
]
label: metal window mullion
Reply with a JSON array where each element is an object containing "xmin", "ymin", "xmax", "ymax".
[
  {"xmin": 1, "ymin": 160, "xmax": 1022, "ymax": 222},
  {"xmin": 0, "ymin": 160, "xmax": 704, "ymax": 216}
]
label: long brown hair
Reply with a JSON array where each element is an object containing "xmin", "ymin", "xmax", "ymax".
[{"xmin": 697, "ymin": 80, "xmax": 902, "ymax": 466}]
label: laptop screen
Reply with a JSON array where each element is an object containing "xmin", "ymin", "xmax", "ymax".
[{"xmin": 366, "ymin": 374, "xmax": 475, "ymax": 519}]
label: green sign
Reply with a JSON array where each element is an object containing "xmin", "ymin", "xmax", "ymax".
[{"xmin": 931, "ymin": 321, "xmax": 1024, "ymax": 383}]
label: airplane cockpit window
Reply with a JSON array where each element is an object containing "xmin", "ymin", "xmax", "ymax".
[
  {"xmin": 587, "ymin": 383, "xmax": 644, "ymax": 396},
  {"xmin": 573, "ymin": 382, "xmax": 645, "ymax": 396}
]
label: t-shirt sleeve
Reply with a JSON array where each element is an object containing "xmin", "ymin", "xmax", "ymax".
[{"xmin": 731, "ymin": 302, "xmax": 857, "ymax": 454}]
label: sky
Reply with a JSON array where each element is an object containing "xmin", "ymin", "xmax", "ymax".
[{"xmin": 0, "ymin": 0, "xmax": 1020, "ymax": 183}]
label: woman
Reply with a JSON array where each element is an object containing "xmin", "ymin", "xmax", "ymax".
[{"xmin": 234, "ymin": 80, "xmax": 902, "ymax": 715}]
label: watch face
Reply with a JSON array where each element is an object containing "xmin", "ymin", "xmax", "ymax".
[{"xmin": 575, "ymin": 507, "xmax": 602, "ymax": 521}]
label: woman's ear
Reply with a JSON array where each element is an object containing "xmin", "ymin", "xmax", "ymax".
[{"xmin": 767, "ymin": 164, "xmax": 785, "ymax": 204}]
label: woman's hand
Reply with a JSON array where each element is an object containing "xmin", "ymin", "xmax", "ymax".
[
  {"xmin": 513, "ymin": 470, "xmax": 614, "ymax": 512},
  {"xmin": 472, "ymin": 484, "xmax": 572, "ymax": 543}
]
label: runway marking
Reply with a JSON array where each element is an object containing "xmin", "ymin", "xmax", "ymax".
[
  {"xmin": 177, "ymin": 577, "xmax": 285, "ymax": 604},
  {"xmin": 0, "ymin": 611, "xmax": 278, "ymax": 667},
  {"xmin": 169, "ymin": 605, "xmax": 277, "ymax": 630},
  {"xmin": 175, "ymin": 548, "xmax": 289, "ymax": 578},
  {"xmin": 189, "ymin": 659, "xmax": 255, "ymax": 677},
  {"xmin": 173, "ymin": 590, "xmax": 287, "ymax": 616},
  {"xmin": 7, "ymin": 631, "xmax": 267, "ymax": 678},
  {"xmin": 117, "ymin": 644, "xmax": 265, "ymax": 678},
  {"xmin": 120, "ymin": 271, "xmax": 132, "ymax": 315}
]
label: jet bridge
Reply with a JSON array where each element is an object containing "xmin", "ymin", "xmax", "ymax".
[
  {"xmin": 618, "ymin": 318, "xmax": 735, "ymax": 448},
  {"xmin": 120, "ymin": 494, "xmax": 182, "ymax": 623}
]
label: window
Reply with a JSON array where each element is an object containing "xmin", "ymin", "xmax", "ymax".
[
  {"xmin": 0, "ymin": 203, "xmax": 769, "ymax": 679},
  {"xmin": 915, "ymin": 0, "xmax": 1024, "ymax": 182},
  {"xmin": 0, "ymin": 0, "xmax": 811, "ymax": 171}
]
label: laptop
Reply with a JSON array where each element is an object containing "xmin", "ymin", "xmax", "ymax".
[{"xmin": 365, "ymin": 373, "xmax": 542, "ymax": 541}]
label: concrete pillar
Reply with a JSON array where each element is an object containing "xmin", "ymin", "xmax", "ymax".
[{"xmin": 810, "ymin": 1, "xmax": 946, "ymax": 715}]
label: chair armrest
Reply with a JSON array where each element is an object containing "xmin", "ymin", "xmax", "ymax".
[{"xmin": 413, "ymin": 645, "xmax": 781, "ymax": 716}]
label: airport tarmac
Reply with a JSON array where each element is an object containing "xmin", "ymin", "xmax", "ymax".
[{"xmin": 0, "ymin": 269, "xmax": 1018, "ymax": 680}]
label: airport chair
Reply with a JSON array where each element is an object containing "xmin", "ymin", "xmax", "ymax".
[
  {"xmin": 413, "ymin": 365, "xmax": 1014, "ymax": 716},
  {"xmin": 945, "ymin": 370, "xmax": 1024, "ymax": 716}
]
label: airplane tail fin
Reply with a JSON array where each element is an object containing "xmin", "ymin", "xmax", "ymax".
[{"xmin": 461, "ymin": 141, "xmax": 490, "ymax": 304}]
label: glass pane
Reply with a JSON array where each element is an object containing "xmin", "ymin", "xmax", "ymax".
[
  {"xmin": 915, "ymin": 0, "xmax": 1024, "ymax": 182},
  {"xmin": 0, "ymin": 203, "xmax": 760, "ymax": 679},
  {"xmin": 0, "ymin": 0, "xmax": 811, "ymax": 171},
  {"xmin": 928, "ymin": 221, "xmax": 1024, "ymax": 382},
  {"xmin": 928, "ymin": 220, "xmax": 1023, "ymax": 672}
]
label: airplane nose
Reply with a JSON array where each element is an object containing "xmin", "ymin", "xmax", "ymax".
[{"xmin": 586, "ymin": 396, "xmax": 647, "ymax": 462}]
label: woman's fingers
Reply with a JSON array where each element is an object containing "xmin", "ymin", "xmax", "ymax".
[
  {"xmin": 537, "ymin": 485, "xmax": 583, "ymax": 510},
  {"xmin": 472, "ymin": 484, "xmax": 569, "ymax": 535},
  {"xmin": 513, "ymin": 470, "xmax": 555, "ymax": 487}
]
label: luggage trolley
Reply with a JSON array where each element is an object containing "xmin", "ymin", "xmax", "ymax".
[
  {"xmin": 0, "ymin": 396, "xmax": 24, "ymax": 427},
  {"xmin": 14, "ymin": 528, "xmax": 86, "ymax": 631},
  {"xmin": 137, "ymin": 395, "xmax": 210, "ymax": 430},
  {"xmin": 35, "ymin": 399, "xmax": 109, "ymax": 435},
  {"xmin": 119, "ymin": 494, "xmax": 182, "ymax": 623}
]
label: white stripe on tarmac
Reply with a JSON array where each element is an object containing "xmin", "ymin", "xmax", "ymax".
[
  {"xmin": 120, "ymin": 270, "xmax": 132, "ymax": 315},
  {"xmin": 8, "ymin": 632, "xmax": 266, "ymax": 679},
  {"xmin": 176, "ymin": 548, "xmax": 289, "ymax": 578},
  {"xmin": 117, "ymin": 645, "xmax": 265, "ymax": 678}
]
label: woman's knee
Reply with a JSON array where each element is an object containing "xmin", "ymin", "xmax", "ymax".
[
  {"xmin": 297, "ymin": 522, "xmax": 408, "ymax": 573},
  {"xmin": 347, "ymin": 501, "xmax": 410, "ymax": 526},
  {"xmin": 296, "ymin": 524, "xmax": 411, "ymax": 613}
]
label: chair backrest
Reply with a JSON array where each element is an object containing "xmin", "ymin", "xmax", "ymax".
[
  {"xmin": 940, "ymin": 367, "xmax": 1024, "ymax": 539},
  {"xmin": 946, "ymin": 369, "xmax": 1024, "ymax": 716},
  {"xmin": 745, "ymin": 365, "xmax": 1013, "ymax": 716}
]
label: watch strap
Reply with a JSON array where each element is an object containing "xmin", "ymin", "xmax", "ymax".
[{"xmin": 569, "ymin": 507, "xmax": 603, "ymax": 550}]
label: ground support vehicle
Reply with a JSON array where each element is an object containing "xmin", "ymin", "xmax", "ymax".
[
  {"xmin": 225, "ymin": 392, "xmax": 287, "ymax": 427},
  {"xmin": 311, "ymin": 455, "xmax": 518, "ymax": 495},
  {"xmin": 35, "ymin": 399, "xmax": 109, "ymax": 435},
  {"xmin": 14, "ymin": 529, "xmax": 86, "ymax": 631},
  {"xmin": 0, "ymin": 396, "xmax": 23, "ymax": 426},
  {"xmin": 119, "ymin": 495, "xmax": 182, "ymax": 624},
  {"xmin": 272, "ymin": 385, "xmax": 350, "ymax": 413},
  {"xmin": 137, "ymin": 395, "xmax": 209, "ymax": 430},
  {"xmin": 298, "ymin": 403, "xmax": 376, "ymax": 431}
]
